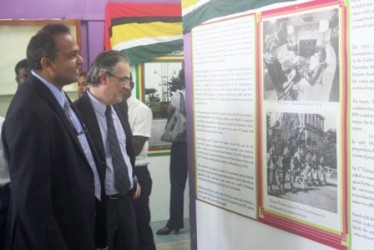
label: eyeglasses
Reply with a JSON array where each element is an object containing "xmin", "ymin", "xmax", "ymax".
[{"xmin": 107, "ymin": 72, "xmax": 131, "ymax": 84}]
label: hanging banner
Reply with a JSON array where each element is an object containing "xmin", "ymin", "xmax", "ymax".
[
  {"xmin": 105, "ymin": 2, "xmax": 183, "ymax": 65},
  {"xmin": 182, "ymin": 0, "xmax": 296, "ymax": 33}
]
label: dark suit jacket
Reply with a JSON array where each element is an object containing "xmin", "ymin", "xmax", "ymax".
[
  {"xmin": 73, "ymin": 91, "xmax": 136, "ymax": 247},
  {"xmin": 74, "ymin": 92, "xmax": 136, "ymax": 177},
  {"xmin": 1, "ymin": 74, "xmax": 98, "ymax": 250}
]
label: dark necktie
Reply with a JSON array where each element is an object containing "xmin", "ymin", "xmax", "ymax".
[{"xmin": 105, "ymin": 105, "xmax": 130, "ymax": 195}]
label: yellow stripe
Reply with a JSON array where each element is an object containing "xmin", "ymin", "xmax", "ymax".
[
  {"xmin": 135, "ymin": 66, "xmax": 143, "ymax": 101},
  {"xmin": 111, "ymin": 22, "xmax": 182, "ymax": 48},
  {"xmin": 182, "ymin": 0, "xmax": 201, "ymax": 9}
]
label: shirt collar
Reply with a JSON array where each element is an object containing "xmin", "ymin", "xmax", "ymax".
[
  {"xmin": 87, "ymin": 90, "xmax": 107, "ymax": 116},
  {"xmin": 31, "ymin": 70, "xmax": 65, "ymax": 108}
]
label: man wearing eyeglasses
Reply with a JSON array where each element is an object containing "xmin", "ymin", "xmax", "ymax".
[{"xmin": 74, "ymin": 50, "xmax": 141, "ymax": 250}]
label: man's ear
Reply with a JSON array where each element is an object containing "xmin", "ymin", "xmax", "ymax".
[
  {"xmin": 99, "ymin": 72, "xmax": 108, "ymax": 85},
  {"xmin": 40, "ymin": 57, "xmax": 55, "ymax": 74}
]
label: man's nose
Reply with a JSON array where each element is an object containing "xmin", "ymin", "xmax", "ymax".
[{"xmin": 122, "ymin": 82, "xmax": 131, "ymax": 89}]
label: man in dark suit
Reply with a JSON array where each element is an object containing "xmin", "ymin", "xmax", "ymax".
[
  {"xmin": 74, "ymin": 50, "xmax": 140, "ymax": 250},
  {"xmin": 1, "ymin": 23, "xmax": 102, "ymax": 250}
]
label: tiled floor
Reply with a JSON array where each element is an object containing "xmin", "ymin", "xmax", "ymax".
[{"xmin": 151, "ymin": 218, "xmax": 190, "ymax": 250}]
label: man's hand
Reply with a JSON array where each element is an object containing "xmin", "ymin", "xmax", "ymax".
[{"xmin": 133, "ymin": 182, "xmax": 141, "ymax": 199}]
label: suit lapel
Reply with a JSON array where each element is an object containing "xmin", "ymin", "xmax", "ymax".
[
  {"xmin": 76, "ymin": 93, "xmax": 106, "ymax": 164},
  {"xmin": 30, "ymin": 76, "xmax": 89, "ymax": 162},
  {"xmin": 114, "ymin": 103, "xmax": 135, "ymax": 168}
]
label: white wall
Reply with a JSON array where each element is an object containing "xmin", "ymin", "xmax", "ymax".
[
  {"xmin": 196, "ymin": 201, "xmax": 334, "ymax": 250},
  {"xmin": 148, "ymin": 155, "xmax": 190, "ymax": 222}
]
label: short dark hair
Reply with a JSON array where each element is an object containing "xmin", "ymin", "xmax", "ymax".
[
  {"xmin": 14, "ymin": 59, "xmax": 28, "ymax": 76},
  {"xmin": 27, "ymin": 23, "xmax": 71, "ymax": 70},
  {"xmin": 87, "ymin": 50, "xmax": 130, "ymax": 86}
]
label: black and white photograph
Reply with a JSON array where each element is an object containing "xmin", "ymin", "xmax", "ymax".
[
  {"xmin": 262, "ymin": 7, "xmax": 340, "ymax": 102},
  {"xmin": 143, "ymin": 61, "xmax": 183, "ymax": 151},
  {"xmin": 265, "ymin": 111, "xmax": 338, "ymax": 213}
]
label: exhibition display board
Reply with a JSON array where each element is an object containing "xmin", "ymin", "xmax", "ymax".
[{"xmin": 189, "ymin": 0, "xmax": 371, "ymax": 249}]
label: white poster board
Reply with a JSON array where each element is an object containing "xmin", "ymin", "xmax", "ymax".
[
  {"xmin": 350, "ymin": 0, "xmax": 374, "ymax": 249},
  {"xmin": 192, "ymin": 14, "xmax": 257, "ymax": 218}
]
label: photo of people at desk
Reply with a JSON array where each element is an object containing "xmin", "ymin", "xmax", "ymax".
[{"xmin": 262, "ymin": 8, "xmax": 340, "ymax": 102}]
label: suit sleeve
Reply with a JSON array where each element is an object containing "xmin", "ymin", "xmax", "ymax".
[{"xmin": 3, "ymin": 108, "xmax": 68, "ymax": 250}]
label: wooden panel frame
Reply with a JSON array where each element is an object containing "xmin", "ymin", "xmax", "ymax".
[
  {"xmin": 0, "ymin": 20, "xmax": 81, "ymax": 96},
  {"xmin": 135, "ymin": 57, "xmax": 184, "ymax": 155}
]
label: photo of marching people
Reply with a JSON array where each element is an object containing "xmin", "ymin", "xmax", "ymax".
[{"xmin": 266, "ymin": 112, "xmax": 338, "ymax": 213}]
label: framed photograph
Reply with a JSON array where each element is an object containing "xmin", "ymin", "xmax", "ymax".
[
  {"xmin": 258, "ymin": 1, "xmax": 348, "ymax": 248},
  {"xmin": 265, "ymin": 111, "xmax": 338, "ymax": 214},
  {"xmin": 136, "ymin": 58, "xmax": 184, "ymax": 155},
  {"xmin": 262, "ymin": 7, "xmax": 340, "ymax": 103}
]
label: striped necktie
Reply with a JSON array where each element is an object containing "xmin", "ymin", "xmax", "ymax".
[{"xmin": 105, "ymin": 105, "xmax": 130, "ymax": 195}]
